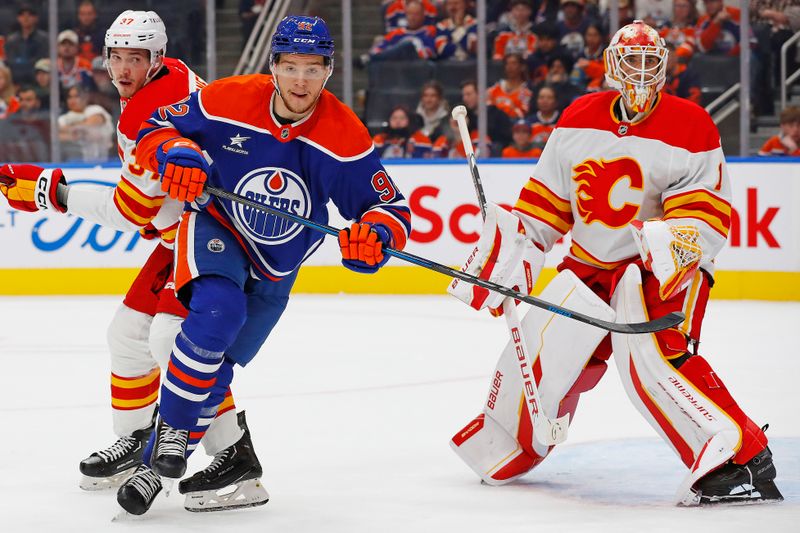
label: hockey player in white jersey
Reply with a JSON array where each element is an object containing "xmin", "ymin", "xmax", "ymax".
[
  {"xmin": 447, "ymin": 20, "xmax": 782, "ymax": 505},
  {"xmin": 0, "ymin": 11, "xmax": 269, "ymax": 513}
]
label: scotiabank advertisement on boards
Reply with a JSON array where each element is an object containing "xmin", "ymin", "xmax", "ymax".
[{"xmin": 0, "ymin": 161, "xmax": 798, "ymax": 273}]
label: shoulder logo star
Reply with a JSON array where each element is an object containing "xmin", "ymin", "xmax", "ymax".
[{"xmin": 229, "ymin": 133, "xmax": 250, "ymax": 148}]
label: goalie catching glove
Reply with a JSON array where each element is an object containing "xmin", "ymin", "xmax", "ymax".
[
  {"xmin": 0, "ymin": 163, "xmax": 67, "ymax": 213},
  {"xmin": 448, "ymin": 203, "xmax": 544, "ymax": 316},
  {"xmin": 630, "ymin": 219, "xmax": 702, "ymax": 300}
]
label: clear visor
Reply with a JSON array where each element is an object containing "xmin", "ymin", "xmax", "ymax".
[{"xmin": 272, "ymin": 62, "xmax": 331, "ymax": 80}]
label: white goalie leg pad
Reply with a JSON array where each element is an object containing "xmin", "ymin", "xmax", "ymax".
[
  {"xmin": 108, "ymin": 304, "xmax": 158, "ymax": 436},
  {"xmin": 610, "ymin": 264, "xmax": 740, "ymax": 504},
  {"xmin": 451, "ymin": 270, "xmax": 614, "ymax": 484}
]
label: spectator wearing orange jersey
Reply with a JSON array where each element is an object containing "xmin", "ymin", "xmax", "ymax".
[
  {"xmin": 663, "ymin": 42, "xmax": 701, "ymax": 105},
  {"xmin": 758, "ymin": 106, "xmax": 800, "ymax": 156},
  {"xmin": 460, "ymin": 79, "xmax": 513, "ymax": 149},
  {"xmin": 488, "ymin": 53, "xmax": 533, "ymax": 119},
  {"xmin": 433, "ymin": 116, "xmax": 492, "ymax": 158},
  {"xmin": 373, "ymin": 105, "xmax": 434, "ymax": 159},
  {"xmin": 493, "ymin": 0, "xmax": 538, "ymax": 60},
  {"xmin": 659, "ymin": 0, "xmax": 698, "ymax": 60},
  {"xmin": 571, "ymin": 22, "xmax": 605, "ymax": 91},
  {"xmin": 528, "ymin": 84, "xmax": 559, "ymax": 149},
  {"xmin": 502, "ymin": 119, "xmax": 542, "ymax": 158},
  {"xmin": 697, "ymin": 0, "xmax": 754, "ymax": 56},
  {"xmin": 383, "ymin": 0, "xmax": 439, "ymax": 32},
  {"xmin": 0, "ymin": 63, "xmax": 20, "ymax": 119}
]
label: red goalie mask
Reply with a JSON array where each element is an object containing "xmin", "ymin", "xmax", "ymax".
[{"xmin": 604, "ymin": 20, "xmax": 668, "ymax": 114}]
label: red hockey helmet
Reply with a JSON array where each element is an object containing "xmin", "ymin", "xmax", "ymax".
[{"xmin": 604, "ymin": 20, "xmax": 668, "ymax": 114}]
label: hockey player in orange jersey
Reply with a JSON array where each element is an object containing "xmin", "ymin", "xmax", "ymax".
[
  {"xmin": 0, "ymin": 10, "xmax": 268, "ymax": 512},
  {"xmin": 447, "ymin": 20, "xmax": 782, "ymax": 505}
]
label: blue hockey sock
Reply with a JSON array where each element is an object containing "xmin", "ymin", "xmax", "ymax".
[{"xmin": 159, "ymin": 276, "xmax": 246, "ymax": 430}]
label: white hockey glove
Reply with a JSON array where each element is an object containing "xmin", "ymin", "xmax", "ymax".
[
  {"xmin": 448, "ymin": 203, "xmax": 544, "ymax": 316},
  {"xmin": 630, "ymin": 219, "xmax": 702, "ymax": 300}
]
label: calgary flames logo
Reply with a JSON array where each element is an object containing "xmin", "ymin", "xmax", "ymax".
[{"xmin": 572, "ymin": 157, "xmax": 643, "ymax": 228}]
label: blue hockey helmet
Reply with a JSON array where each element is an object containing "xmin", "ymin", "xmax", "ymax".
[{"xmin": 270, "ymin": 16, "xmax": 334, "ymax": 65}]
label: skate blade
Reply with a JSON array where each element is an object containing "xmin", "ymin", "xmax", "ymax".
[
  {"xmin": 112, "ymin": 509, "xmax": 148, "ymax": 522},
  {"xmin": 79, "ymin": 466, "xmax": 137, "ymax": 491},
  {"xmin": 695, "ymin": 482, "xmax": 785, "ymax": 507},
  {"xmin": 162, "ymin": 478, "xmax": 176, "ymax": 497},
  {"xmin": 183, "ymin": 478, "xmax": 269, "ymax": 513}
]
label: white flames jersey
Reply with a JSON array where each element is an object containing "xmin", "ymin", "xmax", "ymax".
[
  {"xmin": 513, "ymin": 91, "xmax": 731, "ymax": 273},
  {"xmin": 67, "ymin": 57, "xmax": 205, "ymax": 247}
]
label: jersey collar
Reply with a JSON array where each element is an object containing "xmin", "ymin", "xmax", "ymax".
[{"xmin": 267, "ymin": 88, "xmax": 319, "ymax": 142}]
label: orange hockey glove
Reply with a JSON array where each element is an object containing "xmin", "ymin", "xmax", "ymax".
[
  {"xmin": 156, "ymin": 138, "xmax": 209, "ymax": 203},
  {"xmin": 338, "ymin": 222, "xmax": 393, "ymax": 274},
  {"xmin": 0, "ymin": 164, "xmax": 67, "ymax": 212}
]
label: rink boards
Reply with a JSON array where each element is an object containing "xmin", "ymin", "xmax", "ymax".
[{"xmin": 1, "ymin": 159, "xmax": 798, "ymax": 300}]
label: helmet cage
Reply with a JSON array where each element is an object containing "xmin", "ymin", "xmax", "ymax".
[{"xmin": 604, "ymin": 44, "xmax": 668, "ymax": 114}]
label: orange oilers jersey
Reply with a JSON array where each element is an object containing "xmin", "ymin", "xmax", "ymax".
[
  {"xmin": 659, "ymin": 24, "xmax": 696, "ymax": 59},
  {"xmin": 513, "ymin": 91, "xmax": 731, "ymax": 275},
  {"xmin": 66, "ymin": 57, "xmax": 204, "ymax": 248},
  {"xmin": 493, "ymin": 29, "xmax": 537, "ymax": 60},
  {"xmin": 487, "ymin": 80, "xmax": 532, "ymax": 119},
  {"xmin": 502, "ymin": 144, "xmax": 542, "ymax": 158},
  {"xmin": 758, "ymin": 135, "xmax": 800, "ymax": 156}
]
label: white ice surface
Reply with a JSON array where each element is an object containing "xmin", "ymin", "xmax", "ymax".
[{"xmin": 0, "ymin": 295, "xmax": 797, "ymax": 532}]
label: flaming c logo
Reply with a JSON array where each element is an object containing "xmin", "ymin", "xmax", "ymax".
[{"xmin": 572, "ymin": 157, "xmax": 644, "ymax": 228}]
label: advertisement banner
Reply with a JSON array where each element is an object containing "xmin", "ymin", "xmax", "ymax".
[{"xmin": 1, "ymin": 161, "xmax": 798, "ymax": 297}]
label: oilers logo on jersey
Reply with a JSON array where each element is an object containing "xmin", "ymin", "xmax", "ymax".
[{"xmin": 233, "ymin": 167, "xmax": 310, "ymax": 245}]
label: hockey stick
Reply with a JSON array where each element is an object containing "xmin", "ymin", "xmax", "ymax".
[
  {"xmin": 203, "ymin": 186, "xmax": 683, "ymax": 335},
  {"xmin": 451, "ymin": 105, "xmax": 568, "ymax": 445}
]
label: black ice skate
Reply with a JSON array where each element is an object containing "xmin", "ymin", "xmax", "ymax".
[
  {"xmin": 116, "ymin": 464, "xmax": 163, "ymax": 516},
  {"xmin": 150, "ymin": 417, "xmax": 189, "ymax": 479},
  {"xmin": 79, "ymin": 411, "xmax": 156, "ymax": 490},
  {"xmin": 179, "ymin": 411, "xmax": 269, "ymax": 512},
  {"xmin": 692, "ymin": 446, "xmax": 783, "ymax": 505}
]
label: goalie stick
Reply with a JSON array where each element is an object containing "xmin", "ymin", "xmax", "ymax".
[
  {"xmin": 202, "ymin": 185, "xmax": 683, "ymax": 335},
  {"xmin": 451, "ymin": 105, "xmax": 568, "ymax": 446}
]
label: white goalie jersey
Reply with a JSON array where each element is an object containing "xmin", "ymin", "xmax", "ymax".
[{"xmin": 512, "ymin": 91, "xmax": 732, "ymax": 275}]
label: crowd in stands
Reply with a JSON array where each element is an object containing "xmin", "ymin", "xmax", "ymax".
[
  {"xmin": 0, "ymin": 1, "xmax": 116, "ymax": 161},
  {"xmin": 0, "ymin": 0, "xmax": 798, "ymax": 162},
  {"xmin": 368, "ymin": 0, "xmax": 800, "ymax": 159},
  {"xmin": 0, "ymin": 0, "xmax": 206, "ymax": 163}
]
